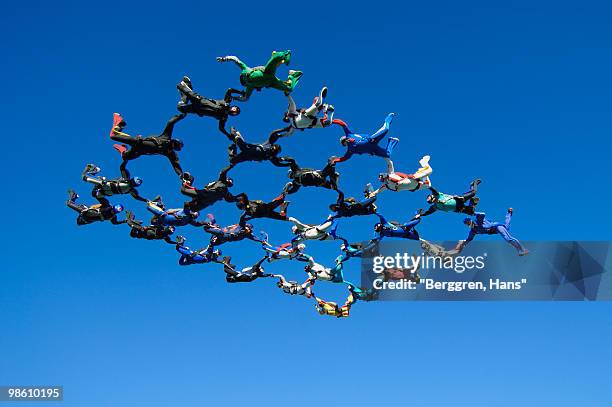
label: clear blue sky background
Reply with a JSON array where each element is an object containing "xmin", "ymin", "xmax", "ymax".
[{"xmin": 1, "ymin": 1, "xmax": 611, "ymax": 406}]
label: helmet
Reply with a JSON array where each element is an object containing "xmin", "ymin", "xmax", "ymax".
[
  {"xmin": 291, "ymin": 225, "xmax": 298, "ymax": 234},
  {"xmin": 182, "ymin": 172, "xmax": 194, "ymax": 183},
  {"xmin": 132, "ymin": 177, "xmax": 143, "ymax": 186},
  {"xmin": 296, "ymin": 243, "xmax": 306, "ymax": 252},
  {"xmin": 172, "ymin": 139, "xmax": 184, "ymax": 151},
  {"xmin": 340, "ymin": 136, "xmax": 348, "ymax": 146},
  {"xmin": 191, "ymin": 211, "xmax": 200, "ymax": 219},
  {"xmin": 374, "ymin": 223, "xmax": 382, "ymax": 233},
  {"xmin": 463, "ymin": 217, "xmax": 473, "ymax": 225},
  {"xmin": 225, "ymin": 177, "xmax": 234, "ymax": 187},
  {"xmin": 113, "ymin": 204, "xmax": 124, "ymax": 213},
  {"xmin": 229, "ymin": 106, "xmax": 240, "ymax": 116},
  {"xmin": 426, "ymin": 194, "xmax": 437, "ymax": 203},
  {"xmin": 168, "ymin": 226, "xmax": 176, "ymax": 233}
]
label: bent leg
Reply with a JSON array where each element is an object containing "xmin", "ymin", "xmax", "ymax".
[{"xmin": 66, "ymin": 201, "xmax": 86, "ymax": 213}]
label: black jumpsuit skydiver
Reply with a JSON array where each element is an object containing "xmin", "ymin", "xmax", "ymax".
[
  {"xmin": 226, "ymin": 127, "xmax": 295, "ymax": 167},
  {"xmin": 66, "ymin": 195, "xmax": 125, "ymax": 226},
  {"xmin": 177, "ymin": 78, "xmax": 242, "ymax": 137},
  {"xmin": 180, "ymin": 168, "xmax": 239, "ymax": 213},
  {"xmin": 283, "ymin": 159, "xmax": 343, "ymax": 200},
  {"xmin": 222, "ymin": 256, "xmax": 269, "ymax": 283},
  {"xmin": 111, "ymin": 114, "xmax": 186, "ymax": 177}
]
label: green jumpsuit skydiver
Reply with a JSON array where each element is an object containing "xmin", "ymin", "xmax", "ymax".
[{"xmin": 217, "ymin": 50, "xmax": 303, "ymax": 101}]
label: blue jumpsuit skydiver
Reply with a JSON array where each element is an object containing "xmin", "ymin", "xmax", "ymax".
[
  {"xmin": 146, "ymin": 200, "xmax": 204, "ymax": 227},
  {"xmin": 374, "ymin": 213, "xmax": 421, "ymax": 241},
  {"xmin": 331, "ymin": 113, "xmax": 398, "ymax": 163},
  {"xmin": 175, "ymin": 236, "xmax": 221, "ymax": 265},
  {"xmin": 459, "ymin": 209, "xmax": 528, "ymax": 256}
]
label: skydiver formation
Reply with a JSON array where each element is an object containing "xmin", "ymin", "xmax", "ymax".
[{"xmin": 66, "ymin": 50, "xmax": 528, "ymax": 319}]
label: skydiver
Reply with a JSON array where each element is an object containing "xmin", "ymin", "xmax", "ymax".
[
  {"xmin": 203, "ymin": 214, "xmax": 266, "ymax": 248},
  {"xmin": 125, "ymin": 210, "xmax": 176, "ymax": 244},
  {"xmin": 175, "ymin": 236, "xmax": 221, "ymax": 266},
  {"xmin": 303, "ymin": 254, "xmax": 356, "ymax": 285},
  {"xmin": 337, "ymin": 237, "xmax": 378, "ymax": 261},
  {"xmin": 289, "ymin": 216, "xmax": 339, "ymax": 244},
  {"xmin": 236, "ymin": 192, "xmax": 290, "ymax": 224},
  {"xmin": 176, "ymin": 76, "xmax": 241, "ymax": 136},
  {"xmin": 272, "ymin": 274, "xmax": 315, "ymax": 297},
  {"xmin": 420, "ymin": 179, "xmax": 481, "ymax": 217},
  {"xmin": 226, "ymin": 126, "xmax": 294, "ymax": 167},
  {"xmin": 81, "ymin": 163, "xmax": 147, "ymax": 203},
  {"xmin": 180, "ymin": 168, "xmax": 239, "ymax": 213},
  {"xmin": 314, "ymin": 293, "xmax": 355, "ymax": 318},
  {"xmin": 419, "ymin": 240, "xmax": 462, "ymax": 258},
  {"xmin": 457, "ymin": 208, "xmax": 529, "ymax": 256},
  {"xmin": 283, "ymin": 86, "xmax": 334, "ymax": 132},
  {"xmin": 65, "ymin": 189, "xmax": 125, "ymax": 226},
  {"xmin": 374, "ymin": 212, "xmax": 422, "ymax": 241},
  {"xmin": 367, "ymin": 155, "xmax": 433, "ymax": 196},
  {"xmin": 222, "ymin": 255, "xmax": 271, "ymax": 283},
  {"xmin": 329, "ymin": 194, "xmax": 377, "ymax": 219},
  {"xmin": 283, "ymin": 158, "xmax": 343, "ymax": 200},
  {"xmin": 146, "ymin": 198, "xmax": 204, "ymax": 227},
  {"xmin": 330, "ymin": 113, "xmax": 398, "ymax": 164},
  {"xmin": 259, "ymin": 234, "xmax": 309, "ymax": 262},
  {"xmin": 216, "ymin": 50, "xmax": 303, "ymax": 101},
  {"xmin": 347, "ymin": 283, "xmax": 380, "ymax": 302},
  {"xmin": 110, "ymin": 113, "xmax": 186, "ymax": 177}
]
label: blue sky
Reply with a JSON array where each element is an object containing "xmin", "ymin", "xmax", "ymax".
[{"xmin": 1, "ymin": 1, "xmax": 611, "ymax": 406}]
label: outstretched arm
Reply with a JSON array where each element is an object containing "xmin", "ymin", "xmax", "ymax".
[
  {"xmin": 286, "ymin": 94, "xmax": 297, "ymax": 114},
  {"xmin": 224, "ymin": 88, "xmax": 246, "ymax": 103},
  {"xmin": 420, "ymin": 205, "xmax": 437, "ymax": 217},
  {"xmin": 332, "ymin": 151, "xmax": 352, "ymax": 163},
  {"xmin": 332, "ymin": 119, "xmax": 353, "ymax": 135},
  {"xmin": 288, "ymin": 216, "xmax": 309, "ymax": 230},
  {"xmin": 129, "ymin": 188, "xmax": 148, "ymax": 203},
  {"xmin": 248, "ymin": 232, "xmax": 266, "ymax": 244},
  {"xmin": 218, "ymin": 118, "xmax": 231, "ymax": 138},
  {"xmin": 110, "ymin": 215, "xmax": 127, "ymax": 225},
  {"xmin": 216, "ymin": 55, "xmax": 248, "ymax": 70},
  {"xmin": 370, "ymin": 185, "xmax": 387, "ymax": 198}
]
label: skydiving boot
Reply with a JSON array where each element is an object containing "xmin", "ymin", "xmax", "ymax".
[
  {"xmin": 314, "ymin": 86, "xmax": 328, "ymax": 109},
  {"xmin": 323, "ymin": 105, "xmax": 335, "ymax": 125},
  {"xmin": 414, "ymin": 155, "xmax": 433, "ymax": 179},
  {"xmin": 67, "ymin": 189, "xmax": 79, "ymax": 202},
  {"xmin": 110, "ymin": 113, "xmax": 126, "ymax": 137},
  {"xmin": 177, "ymin": 76, "xmax": 193, "ymax": 109},
  {"xmin": 279, "ymin": 201, "xmax": 290, "ymax": 217},
  {"xmin": 112, "ymin": 144, "xmax": 127, "ymax": 157},
  {"xmin": 81, "ymin": 163, "xmax": 101, "ymax": 179},
  {"xmin": 286, "ymin": 70, "xmax": 303, "ymax": 92}
]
